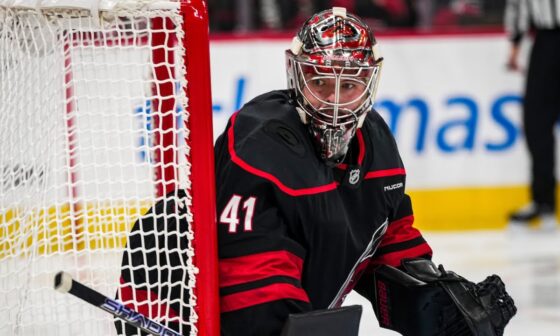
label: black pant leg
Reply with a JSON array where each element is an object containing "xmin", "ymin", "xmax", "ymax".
[{"xmin": 523, "ymin": 31, "xmax": 560, "ymax": 208}]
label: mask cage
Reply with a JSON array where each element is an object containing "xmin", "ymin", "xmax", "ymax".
[{"xmin": 286, "ymin": 53, "xmax": 383, "ymax": 129}]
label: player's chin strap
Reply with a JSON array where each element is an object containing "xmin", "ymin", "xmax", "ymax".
[{"xmin": 372, "ymin": 258, "xmax": 517, "ymax": 336}]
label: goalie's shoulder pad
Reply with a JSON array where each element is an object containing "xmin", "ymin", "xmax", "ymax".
[{"xmin": 229, "ymin": 90, "xmax": 333, "ymax": 191}]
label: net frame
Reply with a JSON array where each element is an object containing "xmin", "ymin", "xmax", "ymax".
[{"xmin": 0, "ymin": 0, "xmax": 219, "ymax": 335}]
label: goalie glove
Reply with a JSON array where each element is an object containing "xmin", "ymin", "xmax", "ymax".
[{"xmin": 372, "ymin": 258, "xmax": 516, "ymax": 336}]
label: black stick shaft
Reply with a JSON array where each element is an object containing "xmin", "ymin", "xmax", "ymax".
[{"xmin": 54, "ymin": 271, "xmax": 181, "ymax": 336}]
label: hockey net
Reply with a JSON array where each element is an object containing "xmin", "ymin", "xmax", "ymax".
[{"xmin": 0, "ymin": 0, "xmax": 218, "ymax": 335}]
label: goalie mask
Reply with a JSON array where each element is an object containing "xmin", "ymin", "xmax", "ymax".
[{"xmin": 286, "ymin": 7, "xmax": 383, "ymax": 165}]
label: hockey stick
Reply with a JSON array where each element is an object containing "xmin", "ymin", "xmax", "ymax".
[{"xmin": 54, "ymin": 271, "xmax": 181, "ymax": 336}]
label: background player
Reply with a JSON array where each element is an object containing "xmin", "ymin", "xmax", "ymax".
[{"xmin": 505, "ymin": 0, "xmax": 560, "ymax": 231}]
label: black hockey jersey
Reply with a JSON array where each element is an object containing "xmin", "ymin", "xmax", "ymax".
[{"xmin": 215, "ymin": 90, "xmax": 433, "ymax": 335}]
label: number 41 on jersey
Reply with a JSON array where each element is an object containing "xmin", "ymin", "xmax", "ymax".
[{"xmin": 219, "ymin": 195, "xmax": 256, "ymax": 233}]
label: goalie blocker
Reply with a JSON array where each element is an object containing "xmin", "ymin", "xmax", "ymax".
[{"xmin": 372, "ymin": 258, "xmax": 516, "ymax": 336}]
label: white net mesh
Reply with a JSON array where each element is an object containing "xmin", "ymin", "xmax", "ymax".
[{"xmin": 0, "ymin": 2, "xmax": 199, "ymax": 335}]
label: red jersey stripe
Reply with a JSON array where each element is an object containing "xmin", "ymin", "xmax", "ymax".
[
  {"xmin": 221, "ymin": 283, "xmax": 310, "ymax": 313},
  {"xmin": 336, "ymin": 130, "xmax": 365, "ymax": 170},
  {"xmin": 364, "ymin": 168, "xmax": 406, "ymax": 179},
  {"xmin": 220, "ymin": 250, "xmax": 304, "ymax": 288},
  {"xmin": 372, "ymin": 243, "xmax": 434, "ymax": 268},
  {"xmin": 379, "ymin": 215, "xmax": 420, "ymax": 247},
  {"xmin": 228, "ymin": 113, "xmax": 338, "ymax": 196},
  {"xmin": 118, "ymin": 277, "xmax": 179, "ymax": 320},
  {"xmin": 356, "ymin": 129, "xmax": 365, "ymax": 165}
]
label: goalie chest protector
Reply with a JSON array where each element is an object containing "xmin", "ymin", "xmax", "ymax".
[{"xmin": 214, "ymin": 90, "xmax": 408, "ymax": 309}]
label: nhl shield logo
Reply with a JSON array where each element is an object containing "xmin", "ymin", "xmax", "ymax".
[{"xmin": 348, "ymin": 168, "xmax": 361, "ymax": 185}]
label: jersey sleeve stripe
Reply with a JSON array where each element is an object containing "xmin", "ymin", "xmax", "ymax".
[
  {"xmin": 377, "ymin": 236, "xmax": 429, "ymax": 255},
  {"xmin": 227, "ymin": 112, "xmax": 338, "ymax": 196},
  {"xmin": 219, "ymin": 250, "xmax": 304, "ymax": 288},
  {"xmin": 221, "ymin": 283, "xmax": 310, "ymax": 313},
  {"xmin": 373, "ymin": 242, "xmax": 433, "ymax": 267},
  {"xmin": 220, "ymin": 276, "xmax": 301, "ymax": 296},
  {"xmin": 379, "ymin": 215, "xmax": 419, "ymax": 247},
  {"xmin": 118, "ymin": 277, "xmax": 180, "ymax": 320}
]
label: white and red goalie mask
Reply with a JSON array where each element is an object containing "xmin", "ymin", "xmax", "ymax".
[{"xmin": 286, "ymin": 7, "xmax": 383, "ymax": 165}]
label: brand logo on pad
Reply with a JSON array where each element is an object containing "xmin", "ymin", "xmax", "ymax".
[{"xmin": 384, "ymin": 182, "xmax": 403, "ymax": 191}]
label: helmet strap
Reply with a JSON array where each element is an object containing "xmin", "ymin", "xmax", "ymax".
[
  {"xmin": 332, "ymin": 7, "xmax": 347, "ymax": 18},
  {"xmin": 357, "ymin": 112, "xmax": 367, "ymax": 128},
  {"xmin": 296, "ymin": 107, "xmax": 308, "ymax": 124},
  {"xmin": 290, "ymin": 37, "xmax": 303, "ymax": 55}
]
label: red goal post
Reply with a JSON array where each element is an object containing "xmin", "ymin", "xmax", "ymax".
[{"xmin": 0, "ymin": 0, "xmax": 219, "ymax": 335}]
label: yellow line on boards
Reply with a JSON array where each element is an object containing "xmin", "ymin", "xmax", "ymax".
[
  {"xmin": 408, "ymin": 185, "xmax": 551, "ymax": 231},
  {"xmin": 2, "ymin": 186, "xmax": 556, "ymax": 256},
  {"xmin": 0, "ymin": 201, "xmax": 149, "ymax": 258}
]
